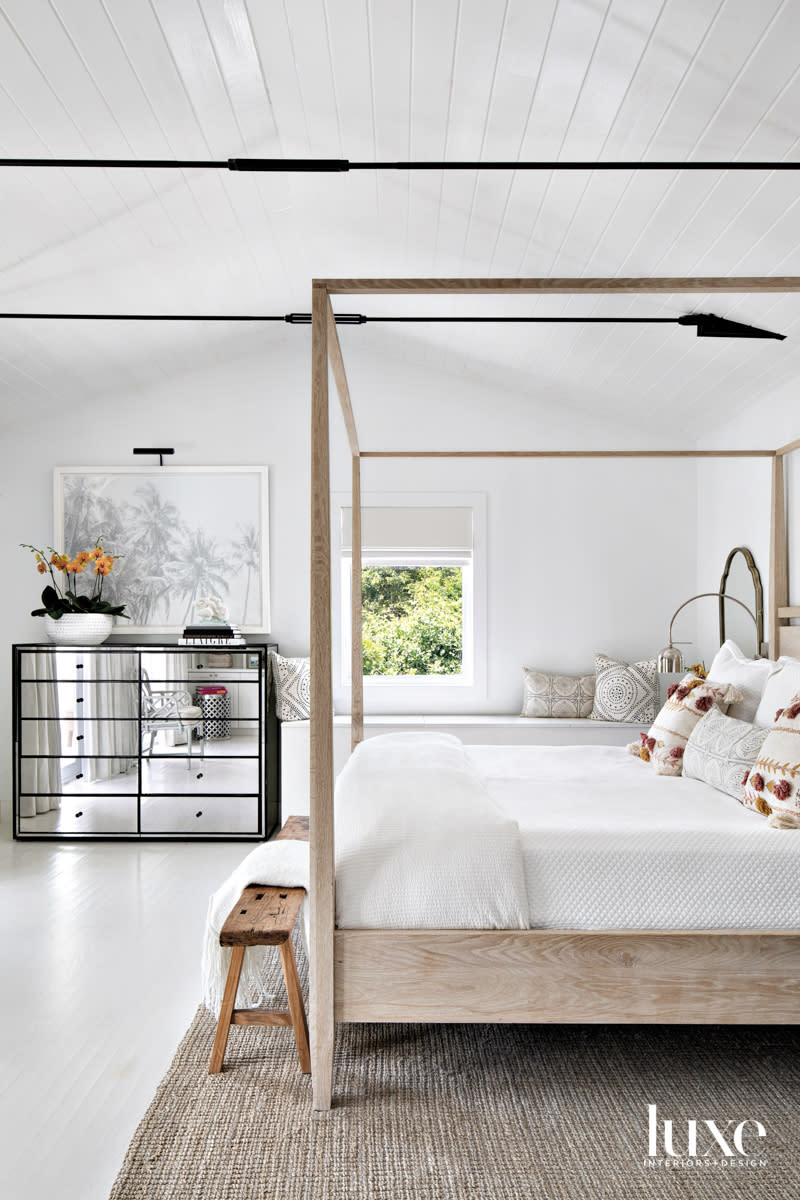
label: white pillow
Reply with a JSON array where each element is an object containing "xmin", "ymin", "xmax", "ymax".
[
  {"xmin": 755, "ymin": 656, "xmax": 800, "ymax": 726},
  {"xmin": 706, "ymin": 639, "xmax": 774, "ymax": 723}
]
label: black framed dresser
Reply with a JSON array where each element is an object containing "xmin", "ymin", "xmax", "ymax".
[{"xmin": 12, "ymin": 640, "xmax": 279, "ymax": 840}]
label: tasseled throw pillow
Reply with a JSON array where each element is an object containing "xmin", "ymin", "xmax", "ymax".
[
  {"xmin": 627, "ymin": 674, "xmax": 743, "ymax": 776},
  {"xmin": 743, "ymin": 694, "xmax": 800, "ymax": 827}
]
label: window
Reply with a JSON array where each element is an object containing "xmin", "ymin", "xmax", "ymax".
[{"xmin": 341, "ymin": 506, "xmax": 474, "ymax": 686}]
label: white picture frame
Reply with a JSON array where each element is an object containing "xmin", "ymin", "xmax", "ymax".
[{"xmin": 54, "ymin": 466, "xmax": 270, "ymax": 633}]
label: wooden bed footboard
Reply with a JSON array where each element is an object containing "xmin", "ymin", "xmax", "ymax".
[{"xmin": 334, "ymin": 929, "xmax": 800, "ymax": 1024}]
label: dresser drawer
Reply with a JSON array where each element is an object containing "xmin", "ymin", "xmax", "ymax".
[
  {"xmin": 18, "ymin": 794, "xmax": 139, "ymax": 835},
  {"xmin": 139, "ymin": 794, "xmax": 261, "ymax": 835}
]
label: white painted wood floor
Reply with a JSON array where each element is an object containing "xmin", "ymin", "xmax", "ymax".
[{"xmin": 0, "ymin": 832, "xmax": 249, "ymax": 1200}]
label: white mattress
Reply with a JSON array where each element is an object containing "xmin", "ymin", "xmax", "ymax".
[{"xmin": 466, "ymin": 744, "xmax": 800, "ymax": 930}]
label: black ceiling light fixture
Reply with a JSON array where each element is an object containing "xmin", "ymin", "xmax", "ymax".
[{"xmin": 676, "ymin": 312, "xmax": 786, "ymax": 340}]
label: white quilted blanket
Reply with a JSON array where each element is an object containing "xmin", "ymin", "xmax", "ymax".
[{"xmin": 334, "ymin": 732, "xmax": 529, "ymax": 929}]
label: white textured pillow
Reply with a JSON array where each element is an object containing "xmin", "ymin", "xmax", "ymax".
[
  {"xmin": 754, "ymin": 656, "xmax": 800, "ymax": 726},
  {"xmin": 521, "ymin": 668, "xmax": 595, "ymax": 718},
  {"xmin": 590, "ymin": 653, "xmax": 658, "ymax": 723},
  {"xmin": 706, "ymin": 639, "xmax": 774, "ymax": 722},
  {"xmin": 270, "ymin": 652, "xmax": 311, "ymax": 721},
  {"xmin": 682, "ymin": 707, "xmax": 769, "ymax": 803}
]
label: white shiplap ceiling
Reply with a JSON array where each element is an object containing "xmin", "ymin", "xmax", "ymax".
[{"xmin": 1, "ymin": 0, "xmax": 800, "ymax": 439}]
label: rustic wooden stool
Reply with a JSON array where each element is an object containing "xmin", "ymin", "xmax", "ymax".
[{"xmin": 208, "ymin": 816, "xmax": 310, "ymax": 1075}]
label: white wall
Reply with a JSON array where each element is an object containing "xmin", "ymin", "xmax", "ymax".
[
  {"xmin": 0, "ymin": 332, "xmax": 700, "ymax": 825},
  {"xmin": 696, "ymin": 384, "xmax": 800, "ymax": 660}
]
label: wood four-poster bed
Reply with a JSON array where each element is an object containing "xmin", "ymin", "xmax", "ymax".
[{"xmin": 308, "ymin": 275, "xmax": 800, "ymax": 1111}]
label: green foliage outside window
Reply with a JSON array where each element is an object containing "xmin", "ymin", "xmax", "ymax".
[{"xmin": 361, "ymin": 566, "xmax": 463, "ymax": 676}]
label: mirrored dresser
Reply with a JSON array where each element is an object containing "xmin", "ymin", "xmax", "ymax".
[{"xmin": 12, "ymin": 641, "xmax": 279, "ymax": 840}]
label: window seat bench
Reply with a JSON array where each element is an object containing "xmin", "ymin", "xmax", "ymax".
[{"xmin": 280, "ymin": 714, "xmax": 646, "ymax": 822}]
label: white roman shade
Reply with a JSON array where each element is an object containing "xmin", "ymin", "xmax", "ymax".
[{"xmin": 341, "ymin": 506, "xmax": 473, "ymax": 552}]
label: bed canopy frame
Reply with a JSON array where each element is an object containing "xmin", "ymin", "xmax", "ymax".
[{"xmin": 309, "ymin": 275, "xmax": 800, "ymax": 1110}]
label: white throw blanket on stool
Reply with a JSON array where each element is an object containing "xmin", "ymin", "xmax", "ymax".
[{"xmin": 201, "ymin": 838, "xmax": 309, "ymax": 1017}]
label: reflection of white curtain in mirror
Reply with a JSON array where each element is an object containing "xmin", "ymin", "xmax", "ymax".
[
  {"xmin": 83, "ymin": 652, "xmax": 139, "ymax": 782},
  {"xmin": 21, "ymin": 652, "xmax": 61, "ymax": 815}
]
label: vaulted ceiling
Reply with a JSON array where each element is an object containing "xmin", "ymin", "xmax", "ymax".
[{"xmin": 1, "ymin": 0, "xmax": 799, "ymax": 439}]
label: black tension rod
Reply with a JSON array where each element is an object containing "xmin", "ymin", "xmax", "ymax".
[{"xmin": 1, "ymin": 156, "xmax": 800, "ymax": 172}]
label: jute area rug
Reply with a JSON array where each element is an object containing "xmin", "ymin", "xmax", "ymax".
[{"xmin": 110, "ymin": 945, "xmax": 799, "ymax": 1200}]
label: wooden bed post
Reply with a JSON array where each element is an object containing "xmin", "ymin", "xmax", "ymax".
[
  {"xmin": 351, "ymin": 454, "xmax": 364, "ymax": 749},
  {"xmin": 323, "ymin": 295, "xmax": 364, "ymax": 750},
  {"xmin": 310, "ymin": 283, "xmax": 335, "ymax": 1110},
  {"xmin": 769, "ymin": 453, "xmax": 788, "ymax": 660}
]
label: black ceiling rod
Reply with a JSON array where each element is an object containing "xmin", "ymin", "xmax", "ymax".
[
  {"xmin": 0, "ymin": 312, "xmax": 285, "ymax": 321},
  {"xmin": 1, "ymin": 156, "xmax": 800, "ymax": 172},
  {"xmin": 0, "ymin": 310, "xmax": 786, "ymax": 338}
]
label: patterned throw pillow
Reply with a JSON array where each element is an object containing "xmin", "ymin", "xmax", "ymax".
[
  {"xmin": 743, "ymin": 693, "xmax": 800, "ymax": 827},
  {"xmin": 589, "ymin": 653, "xmax": 658, "ymax": 723},
  {"xmin": 270, "ymin": 652, "xmax": 311, "ymax": 721},
  {"xmin": 520, "ymin": 668, "xmax": 595, "ymax": 718},
  {"xmin": 682, "ymin": 706, "xmax": 769, "ymax": 802},
  {"xmin": 627, "ymin": 674, "xmax": 743, "ymax": 776}
]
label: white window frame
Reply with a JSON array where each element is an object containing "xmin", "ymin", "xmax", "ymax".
[{"xmin": 331, "ymin": 491, "xmax": 487, "ymax": 714}]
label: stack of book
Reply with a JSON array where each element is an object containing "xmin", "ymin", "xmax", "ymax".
[{"xmin": 179, "ymin": 622, "xmax": 245, "ymax": 646}]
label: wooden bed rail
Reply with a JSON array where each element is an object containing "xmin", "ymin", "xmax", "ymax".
[{"xmin": 334, "ymin": 929, "xmax": 800, "ymax": 1024}]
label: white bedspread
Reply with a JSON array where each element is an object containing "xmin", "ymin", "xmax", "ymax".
[
  {"xmin": 203, "ymin": 737, "xmax": 800, "ymax": 1013},
  {"xmin": 467, "ymin": 744, "xmax": 800, "ymax": 930},
  {"xmin": 334, "ymin": 733, "xmax": 528, "ymax": 929}
]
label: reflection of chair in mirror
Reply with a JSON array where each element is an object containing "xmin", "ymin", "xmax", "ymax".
[{"xmin": 141, "ymin": 670, "xmax": 204, "ymax": 769}]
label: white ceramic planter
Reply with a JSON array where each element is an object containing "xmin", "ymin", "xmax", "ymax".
[{"xmin": 43, "ymin": 613, "xmax": 114, "ymax": 646}]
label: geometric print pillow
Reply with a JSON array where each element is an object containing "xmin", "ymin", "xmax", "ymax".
[
  {"xmin": 521, "ymin": 668, "xmax": 595, "ymax": 718},
  {"xmin": 682, "ymin": 706, "xmax": 769, "ymax": 803},
  {"xmin": 743, "ymin": 693, "xmax": 800, "ymax": 827},
  {"xmin": 270, "ymin": 652, "xmax": 311, "ymax": 721},
  {"xmin": 589, "ymin": 652, "xmax": 658, "ymax": 723}
]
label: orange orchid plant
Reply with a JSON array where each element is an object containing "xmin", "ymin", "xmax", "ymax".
[{"xmin": 21, "ymin": 539, "xmax": 129, "ymax": 621}]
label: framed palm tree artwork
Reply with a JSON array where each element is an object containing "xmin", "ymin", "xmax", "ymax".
[{"xmin": 54, "ymin": 466, "xmax": 270, "ymax": 632}]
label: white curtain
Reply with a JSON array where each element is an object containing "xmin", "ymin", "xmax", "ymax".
[
  {"xmin": 20, "ymin": 652, "xmax": 62, "ymax": 816},
  {"xmin": 83, "ymin": 652, "xmax": 139, "ymax": 782}
]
